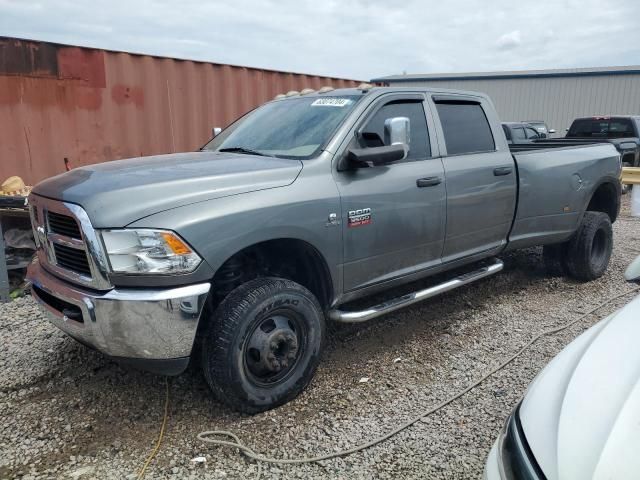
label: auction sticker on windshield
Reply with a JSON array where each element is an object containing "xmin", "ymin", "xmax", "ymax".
[{"xmin": 311, "ymin": 98, "xmax": 353, "ymax": 107}]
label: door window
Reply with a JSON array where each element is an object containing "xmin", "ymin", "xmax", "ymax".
[
  {"xmin": 359, "ymin": 101, "xmax": 430, "ymax": 161},
  {"xmin": 525, "ymin": 127, "xmax": 539, "ymax": 139},
  {"xmin": 502, "ymin": 124, "xmax": 511, "ymax": 140},
  {"xmin": 511, "ymin": 127, "xmax": 526, "ymax": 140},
  {"xmin": 435, "ymin": 101, "xmax": 495, "ymax": 155}
]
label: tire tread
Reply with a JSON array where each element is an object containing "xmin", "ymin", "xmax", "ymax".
[{"xmin": 201, "ymin": 277, "xmax": 324, "ymax": 413}]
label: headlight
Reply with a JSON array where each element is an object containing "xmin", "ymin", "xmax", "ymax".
[
  {"xmin": 100, "ymin": 229, "xmax": 202, "ymax": 274},
  {"xmin": 498, "ymin": 406, "xmax": 543, "ymax": 480}
]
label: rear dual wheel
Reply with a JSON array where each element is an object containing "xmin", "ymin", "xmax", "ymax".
[
  {"xmin": 544, "ymin": 211, "xmax": 613, "ymax": 281},
  {"xmin": 201, "ymin": 277, "xmax": 325, "ymax": 414}
]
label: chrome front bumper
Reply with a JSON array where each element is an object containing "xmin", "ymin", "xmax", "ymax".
[{"xmin": 27, "ymin": 259, "xmax": 210, "ymax": 367}]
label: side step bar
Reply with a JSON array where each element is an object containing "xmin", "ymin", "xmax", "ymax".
[{"xmin": 328, "ymin": 258, "xmax": 504, "ymax": 323}]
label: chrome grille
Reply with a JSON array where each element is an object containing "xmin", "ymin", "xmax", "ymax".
[
  {"xmin": 47, "ymin": 211, "xmax": 82, "ymax": 238},
  {"xmin": 28, "ymin": 195, "xmax": 112, "ymax": 290},
  {"xmin": 53, "ymin": 243, "xmax": 92, "ymax": 276}
]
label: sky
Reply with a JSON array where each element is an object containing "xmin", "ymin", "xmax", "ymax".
[{"xmin": 1, "ymin": 0, "xmax": 640, "ymax": 81}]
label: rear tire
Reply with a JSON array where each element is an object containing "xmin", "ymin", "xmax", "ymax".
[
  {"xmin": 201, "ymin": 277, "xmax": 325, "ymax": 414},
  {"xmin": 565, "ymin": 211, "xmax": 613, "ymax": 281}
]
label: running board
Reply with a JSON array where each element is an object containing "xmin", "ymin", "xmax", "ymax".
[{"xmin": 328, "ymin": 258, "xmax": 504, "ymax": 323}]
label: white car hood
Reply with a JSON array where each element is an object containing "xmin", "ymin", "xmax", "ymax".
[{"xmin": 519, "ymin": 294, "xmax": 640, "ymax": 480}]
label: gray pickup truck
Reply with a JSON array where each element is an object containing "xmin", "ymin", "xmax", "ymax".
[{"xmin": 26, "ymin": 86, "xmax": 621, "ymax": 413}]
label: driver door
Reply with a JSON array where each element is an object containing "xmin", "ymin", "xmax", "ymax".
[{"xmin": 333, "ymin": 94, "xmax": 446, "ymax": 292}]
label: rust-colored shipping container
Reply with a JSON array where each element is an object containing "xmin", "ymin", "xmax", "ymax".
[{"xmin": 0, "ymin": 37, "xmax": 361, "ymax": 184}]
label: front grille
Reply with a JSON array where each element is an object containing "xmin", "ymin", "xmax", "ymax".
[
  {"xmin": 53, "ymin": 244, "xmax": 92, "ymax": 276},
  {"xmin": 48, "ymin": 211, "xmax": 82, "ymax": 238},
  {"xmin": 30, "ymin": 196, "xmax": 112, "ymax": 290}
]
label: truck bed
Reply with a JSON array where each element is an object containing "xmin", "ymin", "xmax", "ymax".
[
  {"xmin": 506, "ymin": 142, "xmax": 620, "ymax": 251},
  {"xmin": 509, "ymin": 140, "xmax": 608, "ymax": 152}
]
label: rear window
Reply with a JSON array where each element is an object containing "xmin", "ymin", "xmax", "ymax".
[
  {"xmin": 567, "ymin": 118, "xmax": 635, "ymax": 138},
  {"xmin": 435, "ymin": 102, "xmax": 495, "ymax": 155}
]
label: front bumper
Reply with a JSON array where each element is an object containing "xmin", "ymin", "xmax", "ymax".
[
  {"xmin": 484, "ymin": 440, "xmax": 503, "ymax": 480},
  {"xmin": 27, "ymin": 259, "xmax": 210, "ymax": 374}
]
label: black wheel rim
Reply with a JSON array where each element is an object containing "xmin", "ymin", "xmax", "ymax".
[
  {"xmin": 243, "ymin": 310, "xmax": 307, "ymax": 386},
  {"xmin": 591, "ymin": 227, "xmax": 608, "ymax": 267}
]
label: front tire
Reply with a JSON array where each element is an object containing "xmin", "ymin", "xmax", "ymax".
[
  {"xmin": 201, "ymin": 277, "xmax": 325, "ymax": 413},
  {"xmin": 565, "ymin": 211, "xmax": 613, "ymax": 281}
]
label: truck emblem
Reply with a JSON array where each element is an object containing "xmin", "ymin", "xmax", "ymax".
[{"xmin": 348, "ymin": 208, "xmax": 372, "ymax": 228}]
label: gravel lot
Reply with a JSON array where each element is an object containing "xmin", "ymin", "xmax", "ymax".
[{"xmin": 1, "ymin": 197, "xmax": 639, "ymax": 480}]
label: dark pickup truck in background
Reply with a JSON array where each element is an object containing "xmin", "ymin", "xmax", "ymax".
[{"xmin": 565, "ymin": 116, "xmax": 640, "ymax": 192}]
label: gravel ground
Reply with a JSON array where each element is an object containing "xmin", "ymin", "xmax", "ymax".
[{"xmin": 1, "ymin": 197, "xmax": 639, "ymax": 480}]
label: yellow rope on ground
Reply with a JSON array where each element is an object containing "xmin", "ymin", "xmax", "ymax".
[{"xmin": 137, "ymin": 377, "xmax": 171, "ymax": 480}]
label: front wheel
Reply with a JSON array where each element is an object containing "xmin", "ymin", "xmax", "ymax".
[{"xmin": 201, "ymin": 277, "xmax": 325, "ymax": 413}]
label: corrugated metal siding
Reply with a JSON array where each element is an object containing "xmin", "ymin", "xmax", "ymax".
[
  {"xmin": 0, "ymin": 37, "xmax": 360, "ymax": 184},
  {"xmin": 382, "ymin": 74, "xmax": 640, "ymax": 136}
]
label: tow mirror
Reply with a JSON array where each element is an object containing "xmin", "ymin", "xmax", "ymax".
[
  {"xmin": 347, "ymin": 116, "xmax": 410, "ymax": 167},
  {"xmin": 348, "ymin": 144, "xmax": 407, "ymax": 166},
  {"xmin": 384, "ymin": 117, "xmax": 410, "ymax": 149},
  {"xmin": 624, "ymin": 255, "xmax": 640, "ymax": 282},
  {"xmin": 212, "ymin": 127, "xmax": 222, "ymax": 137}
]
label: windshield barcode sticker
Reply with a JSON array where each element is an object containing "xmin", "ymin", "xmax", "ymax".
[{"xmin": 311, "ymin": 98, "xmax": 352, "ymax": 107}]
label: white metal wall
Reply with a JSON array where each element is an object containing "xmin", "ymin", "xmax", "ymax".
[{"xmin": 386, "ymin": 75, "xmax": 640, "ymax": 135}]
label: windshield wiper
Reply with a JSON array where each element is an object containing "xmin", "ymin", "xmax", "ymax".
[{"xmin": 218, "ymin": 147, "xmax": 270, "ymax": 157}]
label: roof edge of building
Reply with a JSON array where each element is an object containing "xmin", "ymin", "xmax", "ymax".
[{"xmin": 371, "ymin": 66, "xmax": 640, "ymax": 83}]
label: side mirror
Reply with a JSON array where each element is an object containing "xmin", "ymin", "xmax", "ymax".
[
  {"xmin": 347, "ymin": 144, "xmax": 407, "ymax": 166},
  {"xmin": 347, "ymin": 116, "xmax": 410, "ymax": 167},
  {"xmin": 625, "ymin": 255, "xmax": 640, "ymax": 282},
  {"xmin": 548, "ymin": 129, "xmax": 556, "ymax": 134},
  {"xmin": 212, "ymin": 127, "xmax": 222, "ymax": 137},
  {"xmin": 384, "ymin": 116, "xmax": 410, "ymax": 149}
]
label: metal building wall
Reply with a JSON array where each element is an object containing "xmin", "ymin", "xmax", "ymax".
[
  {"xmin": 0, "ymin": 37, "xmax": 360, "ymax": 184},
  {"xmin": 380, "ymin": 74, "xmax": 640, "ymax": 136}
]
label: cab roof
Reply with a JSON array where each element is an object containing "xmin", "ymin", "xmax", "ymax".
[{"xmin": 271, "ymin": 86, "xmax": 491, "ymax": 102}]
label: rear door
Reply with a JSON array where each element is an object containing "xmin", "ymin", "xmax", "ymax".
[
  {"xmin": 334, "ymin": 94, "xmax": 446, "ymax": 292},
  {"xmin": 430, "ymin": 96, "xmax": 517, "ymax": 263}
]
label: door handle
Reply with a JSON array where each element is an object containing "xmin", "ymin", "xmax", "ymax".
[
  {"xmin": 493, "ymin": 166, "xmax": 513, "ymax": 176},
  {"xmin": 416, "ymin": 176, "xmax": 442, "ymax": 187}
]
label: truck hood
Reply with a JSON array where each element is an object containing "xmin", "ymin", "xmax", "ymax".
[
  {"xmin": 519, "ymin": 293, "xmax": 640, "ymax": 480},
  {"xmin": 32, "ymin": 152, "xmax": 303, "ymax": 227}
]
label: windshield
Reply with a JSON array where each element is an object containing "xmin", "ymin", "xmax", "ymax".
[
  {"xmin": 203, "ymin": 95, "xmax": 362, "ymax": 159},
  {"xmin": 567, "ymin": 118, "xmax": 634, "ymax": 138}
]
